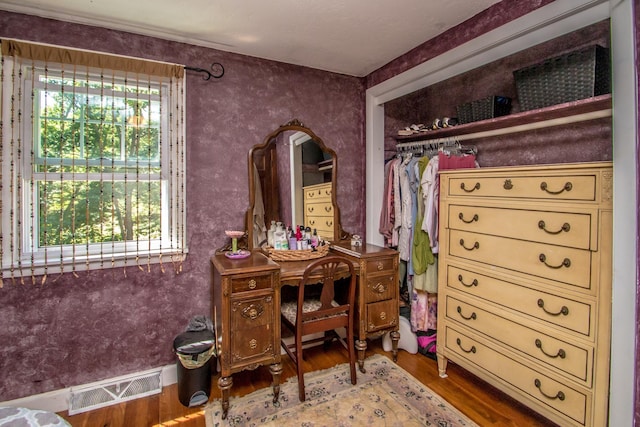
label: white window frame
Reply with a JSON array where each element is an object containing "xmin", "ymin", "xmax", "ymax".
[{"xmin": 1, "ymin": 58, "xmax": 187, "ymax": 277}]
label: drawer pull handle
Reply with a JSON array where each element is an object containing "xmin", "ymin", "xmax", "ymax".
[
  {"xmin": 308, "ymin": 206, "xmax": 314, "ymax": 213},
  {"xmin": 379, "ymin": 311, "xmax": 387, "ymax": 321},
  {"xmin": 534, "ymin": 379, "xmax": 565, "ymax": 401},
  {"xmin": 459, "ymin": 239, "xmax": 479, "ymax": 251},
  {"xmin": 248, "ymin": 279, "xmax": 257, "ymax": 289},
  {"xmin": 456, "ymin": 338, "xmax": 476, "ymax": 354},
  {"xmin": 458, "ymin": 213, "xmax": 479, "ymax": 224},
  {"xmin": 324, "ymin": 206, "xmax": 332, "ymax": 213},
  {"xmin": 535, "ymin": 339, "xmax": 566, "ymax": 359},
  {"xmin": 456, "ymin": 306, "xmax": 477, "ymax": 320},
  {"xmin": 538, "ymin": 220, "xmax": 571, "ymax": 234},
  {"xmin": 249, "ymin": 339, "xmax": 258, "ymax": 349},
  {"xmin": 372, "ymin": 282, "xmax": 388, "ymax": 293},
  {"xmin": 457, "ymin": 274, "xmax": 478, "ymax": 287},
  {"xmin": 537, "ymin": 299, "xmax": 569, "ymax": 316},
  {"xmin": 376, "ymin": 262, "xmax": 384, "ymax": 271},
  {"xmin": 326, "ymin": 220, "xmax": 333, "ymax": 227},
  {"xmin": 309, "ymin": 219, "xmax": 316, "ymax": 225},
  {"xmin": 241, "ymin": 303, "xmax": 264, "ymax": 320},
  {"xmin": 539, "ymin": 253, "xmax": 571, "ymax": 269},
  {"xmin": 503, "ymin": 179, "xmax": 513, "ymax": 190},
  {"xmin": 540, "ymin": 181, "xmax": 572, "ymax": 195},
  {"xmin": 460, "ymin": 182, "xmax": 480, "ymax": 192}
]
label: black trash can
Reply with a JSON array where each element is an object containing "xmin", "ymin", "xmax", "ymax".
[{"xmin": 173, "ymin": 329, "xmax": 216, "ymax": 407}]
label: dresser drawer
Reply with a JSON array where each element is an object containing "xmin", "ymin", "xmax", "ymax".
[
  {"xmin": 305, "ymin": 217, "xmax": 334, "ymax": 235},
  {"xmin": 304, "ymin": 183, "xmax": 332, "ymax": 201},
  {"xmin": 446, "ymin": 296, "xmax": 592, "ymax": 383},
  {"xmin": 230, "ymin": 324, "xmax": 276, "ymax": 364},
  {"xmin": 305, "ymin": 200, "xmax": 334, "ymax": 217},
  {"xmin": 447, "ymin": 204, "xmax": 594, "ymax": 250},
  {"xmin": 231, "ymin": 273, "xmax": 274, "ymax": 293},
  {"xmin": 365, "ymin": 257, "xmax": 395, "ymax": 274},
  {"xmin": 366, "ymin": 299, "xmax": 397, "ymax": 332},
  {"xmin": 444, "ymin": 326, "xmax": 589, "ymax": 425},
  {"xmin": 448, "ymin": 230, "xmax": 592, "ymax": 290},
  {"xmin": 447, "ymin": 173, "xmax": 596, "ymax": 201},
  {"xmin": 364, "ymin": 273, "xmax": 396, "ymax": 303},
  {"xmin": 446, "ymin": 265, "xmax": 593, "ymax": 336},
  {"xmin": 231, "ymin": 295, "xmax": 274, "ymax": 329}
]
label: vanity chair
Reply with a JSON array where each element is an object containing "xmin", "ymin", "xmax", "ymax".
[{"xmin": 280, "ymin": 255, "xmax": 357, "ymax": 402}]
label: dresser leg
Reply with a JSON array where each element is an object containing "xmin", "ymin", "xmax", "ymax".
[
  {"xmin": 437, "ymin": 354, "xmax": 448, "ymax": 378},
  {"xmin": 270, "ymin": 362, "xmax": 283, "ymax": 403},
  {"xmin": 218, "ymin": 375, "xmax": 233, "ymax": 419},
  {"xmin": 355, "ymin": 339, "xmax": 367, "ymax": 373},
  {"xmin": 389, "ymin": 330, "xmax": 400, "ymax": 362}
]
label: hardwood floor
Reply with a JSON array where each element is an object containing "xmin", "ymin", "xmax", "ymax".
[{"xmin": 58, "ymin": 339, "xmax": 556, "ymax": 426}]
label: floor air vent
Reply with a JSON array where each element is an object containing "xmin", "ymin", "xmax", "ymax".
[{"xmin": 69, "ymin": 369, "xmax": 162, "ymax": 415}]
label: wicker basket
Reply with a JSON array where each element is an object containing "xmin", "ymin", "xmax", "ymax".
[
  {"xmin": 456, "ymin": 96, "xmax": 511, "ymax": 124},
  {"xmin": 513, "ymin": 45, "xmax": 610, "ymax": 111},
  {"xmin": 267, "ymin": 244, "xmax": 329, "ymax": 262}
]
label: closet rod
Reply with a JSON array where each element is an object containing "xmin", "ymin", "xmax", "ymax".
[{"xmin": 397, "ymin": 108, "xmax": 611, "ymax": 146}]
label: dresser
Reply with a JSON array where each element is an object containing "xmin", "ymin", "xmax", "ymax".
[
  {"xmin": 211, "ymin": 252, "xmax": 282, "ymax": 419},
  {"xmin": 303, "ymin": 182, "xmax": 334, "ymax": 240},
  {"xmin": 437, "ymin": 162, "xmax": 612, "ymax": 427}
]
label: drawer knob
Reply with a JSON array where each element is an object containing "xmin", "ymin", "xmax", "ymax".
[
  {"xmin": 503, "ymin": 179, "xmax": 513, "ymax": 190},
  {"xmin": 376, "ymin": 262, "xmax": 384, "ymax": 271},
  {"xmin": 538, "ymin": 253, "xmax": 571, "ymax": 269},
  {"xmin": 540, "ymin": 181, "xmax": 572, "ymax": 195},
  {"xmin": 379, "ymin": 311, "xmax": 387, "ymax": 320},
  {"xmin": 534, "ymin": 379, "xmax": 565, "ymax": 401},
  {"xmin": 456, "ymin": 306, "xmax": 477, "ymax": 321},
  {"xmin": 456, "ymin": 338, "xmax": 476, "ymax": 354},
  {"xmin": 537, "ymin": 299, "xmax": 569, "ymax": 316},
  {"xmin": 458, "ymin": 213, "xmax": 479, "ymax": 224},
  {"xmin": 535, "ymin": 338, "xmax": 566, "ymax": 359},
  {"xmin": 249, "ymin": 339, "xmax": 257, "ymax": 349},
  {"xmin": 459, "ymin": 239, "xmax": 480, "ymax": 251},
  {"xmin": 538, "ymin": 220, "xmax": 571, "ymax": 235},
  {"xmin": 372, "ymin": 282, "xmax": 388, "ymax": 293},
  {"xmin": 460, "ymin": 182, "xmax": 480, "ymax": 193},
  {"xmin": 457, "ymin": 274, "xmax": 478, "ymax": 287},
  {"xmin": 248, "ymin": 279, "xmax": 257, "ymax": 289},
  {"xmin": 241, "ymin": 303, "xmax": 264, "ymax": 320}
]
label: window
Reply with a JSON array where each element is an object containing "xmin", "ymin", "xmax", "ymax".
[{"xmin": 1, "ymin": 39, "xmax": 187, "ymax": 283}]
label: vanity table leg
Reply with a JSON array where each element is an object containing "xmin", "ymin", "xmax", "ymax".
[
  {"xmin": 269, "ymin": 362, "xmax": 283, "ymax": 403},
  {"xmin": 218, "ymin": 375, "xmax": 233, "ymax": 419},
  {"xmin": 390, "ymin": 330, "xmax": 400, "ymax": 362},
  {"xmin": 355, "ymin": 339, "xmax": 367, "ymax": 373}
]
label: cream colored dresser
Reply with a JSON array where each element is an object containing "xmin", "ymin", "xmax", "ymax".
[
  {"xmin": 303, "ymin": 182, "xmax": 334, "ymax": 240},
  {"xmin": 437, "ymin": 162, "xmax": 612, "ymax": 427}
]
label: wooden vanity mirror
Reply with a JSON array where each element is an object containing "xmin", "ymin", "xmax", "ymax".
[{"xmin": 246, "ymin": 119, "xmax": 347, "ymax": 249}]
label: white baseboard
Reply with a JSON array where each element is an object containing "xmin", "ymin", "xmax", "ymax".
[{"xmin": 0, "ymin": 363, "xmax": 177, "ymax": 414}]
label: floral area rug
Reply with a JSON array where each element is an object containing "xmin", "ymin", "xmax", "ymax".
[{"xmin": 205, "ymin": 354, "xmax": 478, "ymax": 427}]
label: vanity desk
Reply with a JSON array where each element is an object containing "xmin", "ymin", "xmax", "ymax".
[
  {"xmin": 211, "ymin": 241, "xmax": 399, "ymax": 418},
  {"xmin": 212, "ymin": 120, "xmax": 400, "ymax": 418}
]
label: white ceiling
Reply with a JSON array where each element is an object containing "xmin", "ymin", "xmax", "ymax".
[{"xmin": 0, "ymin": 0, "xmax": 501, "ymax": 77}]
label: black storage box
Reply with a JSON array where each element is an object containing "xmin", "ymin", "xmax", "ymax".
[
  {"xmin": 456, "ymin": 96, "xmax": 511, "ymax": 124},
  {"xmin": 513, "ymin": 45, "xmax": 611, "ymax": 111},
  {"xmin": 173, "ymin": 330, "xmax": 216, "ymax": 407}
]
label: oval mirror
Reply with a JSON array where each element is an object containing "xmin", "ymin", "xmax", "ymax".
[{"xmin": 245, "ymin": 119, "xmax": 346, "ymax": 249}]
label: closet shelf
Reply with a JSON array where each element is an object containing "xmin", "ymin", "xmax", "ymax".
[{"xmin": 394, "ymin": 94, "xmax": 612, "ymax": 143}]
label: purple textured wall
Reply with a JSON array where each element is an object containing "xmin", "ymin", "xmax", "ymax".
[{"xmin": 0, "ymin": 11, "xmax": 364, "ymax": 401}]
